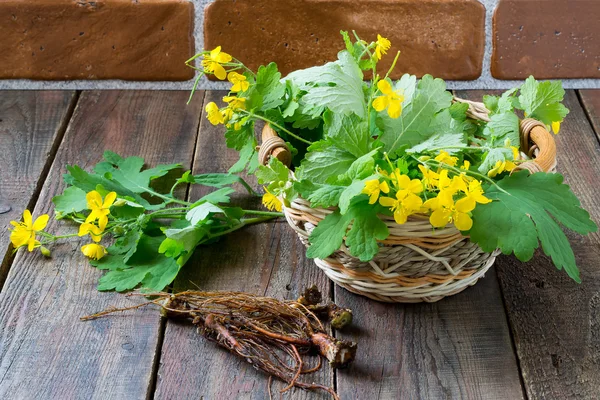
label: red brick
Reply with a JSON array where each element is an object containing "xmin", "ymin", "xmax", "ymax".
[
  {"xmin": 204, "ymin": 0, "xmax": 485, "ymax": 81},
  {"xmin": 0, "ymin": 0, "xmax": 195, "ymax": 81},
  {"xmin": 492, "ymin": 0, "xmax": 600, "ymax": 79}
]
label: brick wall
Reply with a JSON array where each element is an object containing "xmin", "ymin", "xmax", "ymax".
[{"xmin": 0, "ymin": 0, "xmax": 598, "ymax": 89}]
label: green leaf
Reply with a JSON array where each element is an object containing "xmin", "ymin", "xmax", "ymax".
[
  {"xmin": 293, "ymin": 180, "xmax": 344, "ymax": 208},
  {"xmin": 96, "ymin": 151, "xmax": 180, "ymax": 194},
  {"xmin": 52, "ymin": 186, "xmax": 88, "ymax": 214},
  {"xmin": 324, "ymin": 112, "xmax": 370, "ymax": 158},
  {"xmin": 344, "ymin": 201, "xmax": 389, "ymax": 261},
  {"xmin": 285, "ymin": 51, "xmax": 365, "ymax": 118},
  {"xmin": 255, "ymin": 157, "xmax": 289, "ymax": 184},
  {"xmin": 186, "ymin": 202, "xmax": 223, "ymax": 225},
  {"xmin": 248, "ymin": 62, "xmax": 286, "ymax": 111},
  {"xmin": 297, "ymin": 140, "xmax": 356, "ymax": 184},
  {"xmin": 518, "ymin": 76, "xmax": 569, "ymax": 125},
  {"xmin": 64, "ymin": 165, "xmax": 154, "ymax": 209},
  {"xmin": 478, "ymin": 147, "xmax": 514, "ymax": 174},
  {"xmin": 378, "ymin": 75, "xmax": 453, "ymax": 155},
  {"xmin": 338, "ymin": 182, "xmax": 367, "ymax": 214},
  {"xmin": 96, "ymin": 235, "xmax": 181, "ymax": 292},
  {"xmin": 470, "ymin": 171, "xmax": 597, "ymax": 282},
  {"xmin": 406, "ymin": 132, "xmax": 465, "ymax": 155},
  {"xmin": 195, "ymin": 188, "xmax": 235, "ymax": 205},
  {"xmin": 484, "ymin": 112, "xmax": 520, "ymax": 146},
  {"xmin": 395, "ymin": 74, "xmax": 417, "ymax": 106},
  {"xmin": 336, "ymin": 149, "xmax": 378, "ymax": 183},
  {"xmin": 228, "ymin": 139, "xmax": 257, "ymax": 174},
  {"xmin": 306, "ymin": 198, "xmax": 389, "ymax": 261}
]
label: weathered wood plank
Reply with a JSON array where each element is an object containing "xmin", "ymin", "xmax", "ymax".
[
  {"xmin": 0, "ymin": 91, "xmax": 76, "ymax": 285},
  {"xmin": 155, "ymin": 91, "xmax": 333, "ymax": 400},
  {"xmin": 334, "ymin": 90, "xmax": 525, "ymax": 400},
  {"xmin": 495, "ymin": 90, "xmax": 600, "ymax": 399},
  {"xmin": 0, "ymin": 91, "xmax": 203, "ymax": 399},
  {"xmin": 579, "ymin": 90, "xmax": 600, "ymax": 137}
]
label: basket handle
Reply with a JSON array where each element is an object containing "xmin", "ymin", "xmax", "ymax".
[
  {"xmin": 258, "ymin": 124, "xmax": 292, "ymax": 167},
  {"xmin": 515, "ymin": 118, "xmax": 557, "ymax": 173}
]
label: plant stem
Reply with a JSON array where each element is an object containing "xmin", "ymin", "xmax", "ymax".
[
  {"xmin": 384, "ymin": 51, "xmax": 401, "ymax": 81},
  {"xmin": 240, "ymin": 209, "xmax": 284, "ymax": 217},
  {"xmin": 241, "ymin": 111, "xmax": 312, "ymax": 145},
  {"xmin": 209, "ymin": 215, "xmax": 278, "ymax": 240}
]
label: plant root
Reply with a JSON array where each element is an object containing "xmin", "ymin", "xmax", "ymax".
[{"xmin": 82, "ymin": 288, "xmax": 357, "ymax": 399}]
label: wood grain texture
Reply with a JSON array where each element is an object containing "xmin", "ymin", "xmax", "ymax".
[
  {"xmin": 494, "ymin": 90, "xmax": 600, "ymax": 399},
  {"xmin": 579, "ymin": 90, "xmax": 600, "ymax": 137},
  {"xmin": 333, "ymin": 91, "xmax": 525, "ymax": 400},
  {"xmin": 0, "ymin": 91, "xmax": 76, "ymax": 284},
  {"xmin": 154, "ymin": 91, "xmax": 333, "ymax": 400},
  {"xmin": 0, "ymin": 91, "xmax": 203, "ymax": 399}
]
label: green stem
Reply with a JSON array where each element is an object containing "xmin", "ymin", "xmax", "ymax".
[
  {"xmin": 241, "ymin": 111, "xmax": 312, "ymax": 145},
  {"xmin": 384, "ymin": 51, "xmax": 401, "ymax": 80},
  {"xmin": 415, "ymin": 157, "xmax": 510, "ymax": 195},
  {"xmin": 38, "ymin": 231, "xmax": 79, "ymax": 240},
  {"xmin": 144, "ymin": 188, "xmax": 191, "ymax": 206},
  {"xmin": 209, "ymin": 215, "xmax": 278, "ymax": 239},
  {"xmin": 240, "ymin": 209, "xmax": 284, "ymax": 217}
]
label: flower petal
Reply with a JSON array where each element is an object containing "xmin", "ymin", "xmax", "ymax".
[
  {"xmin": 103, "ymin": 192, "xmax": 117, "ymax": 208},
  {"xmin": 454, "ymin": 212, "xmax": 473, "ymax": 231},
  {"xmin": 213, "ymin": 64, "xmax": 227, "ymax": 80},
  {"xmin": 387, "ymin": 100, "xmax": 402, "ymax": 119},
  {"xmin": 372, "ymin": 95, "xmax": 389, "ymax": 112},
  {"xmin": 32, "ymin": 214, "xmax": 49, "ymax": 231},
  {"xmin": 378, "ymin": 197, "xmax": 396, "ymax": 208},
  {"xmin": 23, "ymin": 210, "xmax": 32, "ymax": 228},
  {"xmin": 377, "ymin": 80, "xmax": 393, "ymax": 95},
  {"xmin": 86, "ymin": 191, "xmax": 103, "ymax": 210},
  {"xmin": 430, "ymin": 209, "xmax": 451, "ymax": 228}
]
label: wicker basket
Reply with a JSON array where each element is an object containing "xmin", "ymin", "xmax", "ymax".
[{"xmin": 258, "ymin": 97, "xmax": 557, "ymax": 303}]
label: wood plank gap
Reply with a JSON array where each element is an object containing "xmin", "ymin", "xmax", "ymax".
[
  {"xmin": 576, "ymin": 90, "xmax": 600, "ymax": 146},
  {"xmin": 147, "ymin": 90, "xmax": 206, "ymax": 400},
  {"xmin": 0, "ymin": 90, "xmax": 80, "ymax": 291}
]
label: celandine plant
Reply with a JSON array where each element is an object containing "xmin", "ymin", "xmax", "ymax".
[
  {"xmin": 9, "ymin": 152, "xmax": 281, "ymax": 291},
  {"xmin": 188, "ymin": 31, "xmax": 597, "ymax": 283}
]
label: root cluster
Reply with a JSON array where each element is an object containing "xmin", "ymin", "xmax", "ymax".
[{"xmin": 82, "ymin": 287, "xmax": 357, "ymax": 399}]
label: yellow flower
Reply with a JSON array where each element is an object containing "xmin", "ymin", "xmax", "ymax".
[
  {"xmin": 206, "ymin": 102, "xmax": 225, "ymax": 125},
  {"xmin": 227, "ymin": 72, "xmax": 249, "ymax": 92},
  {"xmin": 373, "ymin": 80, "xmax": 404, "ymax": 119},
  {"xmin": 85, "ymin": 190, "xmax": 116, "ymax": 230},
  {"xmin": 379, "ymin": 191, "xmax": 423, "ymax": 225},
  {"xmin": 424, "ymin": 194, "xmax": 475, "ymax": 231},
  {"xmin": 391, "ymin": 172, "xmax": 423, "ymax": 197},
  {"xmin": 460, "ymin": 160, "xmax": 471, "ymax": 170},
  {"xmin": 551, "ymin": 121, "xmax": 561, "ymax": 134},
  {"xmin": 223, "ymin": 96, "xmax": 246, "ymax": 111},
  {"xmin": 9, "ymin": 210, "xmax": 49, "ymax": 251},
  {"xmin": 362, "ymin": 179, "xmax": 390, "ymax": 205},
  {"xmin": 262, "ymin": 188, "xmax": 282, "ymax": 212},
  {"xmin": 459, "ymin": 180, "xmax": 492, "ymax": 210},
  {"xmin": 81, "ymin": 243, "xmax": 107, "ymax": 260},
  {"xmin": 78, "ymin": 222, "xmax": 104, "ymax": 243},
  {"xmin": 375, "ymin": 34, "xmax": 391, "ymax": 60},
  {"xmin": 437, "ymin": 169, "xmax": 466, "ymax": 194},
  {"xmin": 201, "ymin": 46, "xmax": 232, "ymax": 80},
  {"xmin": 418, "ymin": 165, "xmax": 439, "ymax": 190},
  {"xmin": 434, "ymin": 151, "xmax": 458, "ymax": 167},
  {"xmin": 487, "ymin": 160, "xmax": 516, "ymax": 178}
]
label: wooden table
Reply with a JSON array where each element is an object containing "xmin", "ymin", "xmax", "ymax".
[{"xmin": 0, "ymin": 90, "xmax": 599, "ymax": 399}]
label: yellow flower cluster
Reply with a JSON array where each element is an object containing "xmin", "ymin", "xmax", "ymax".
[
  {"xmin": 362, "ymin": 151, "xmax": 492, "ymax": 231},
  {"xmin": 201, "ymin": 46, "xmax": 232, "ymax": 80},
  {"xmin": 78, "ymin": 190, "xmax": 116, "ymax": 260},
  {"xmin": 205, "ymin": 71, "xmax": 249, "ymax": 129}
]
